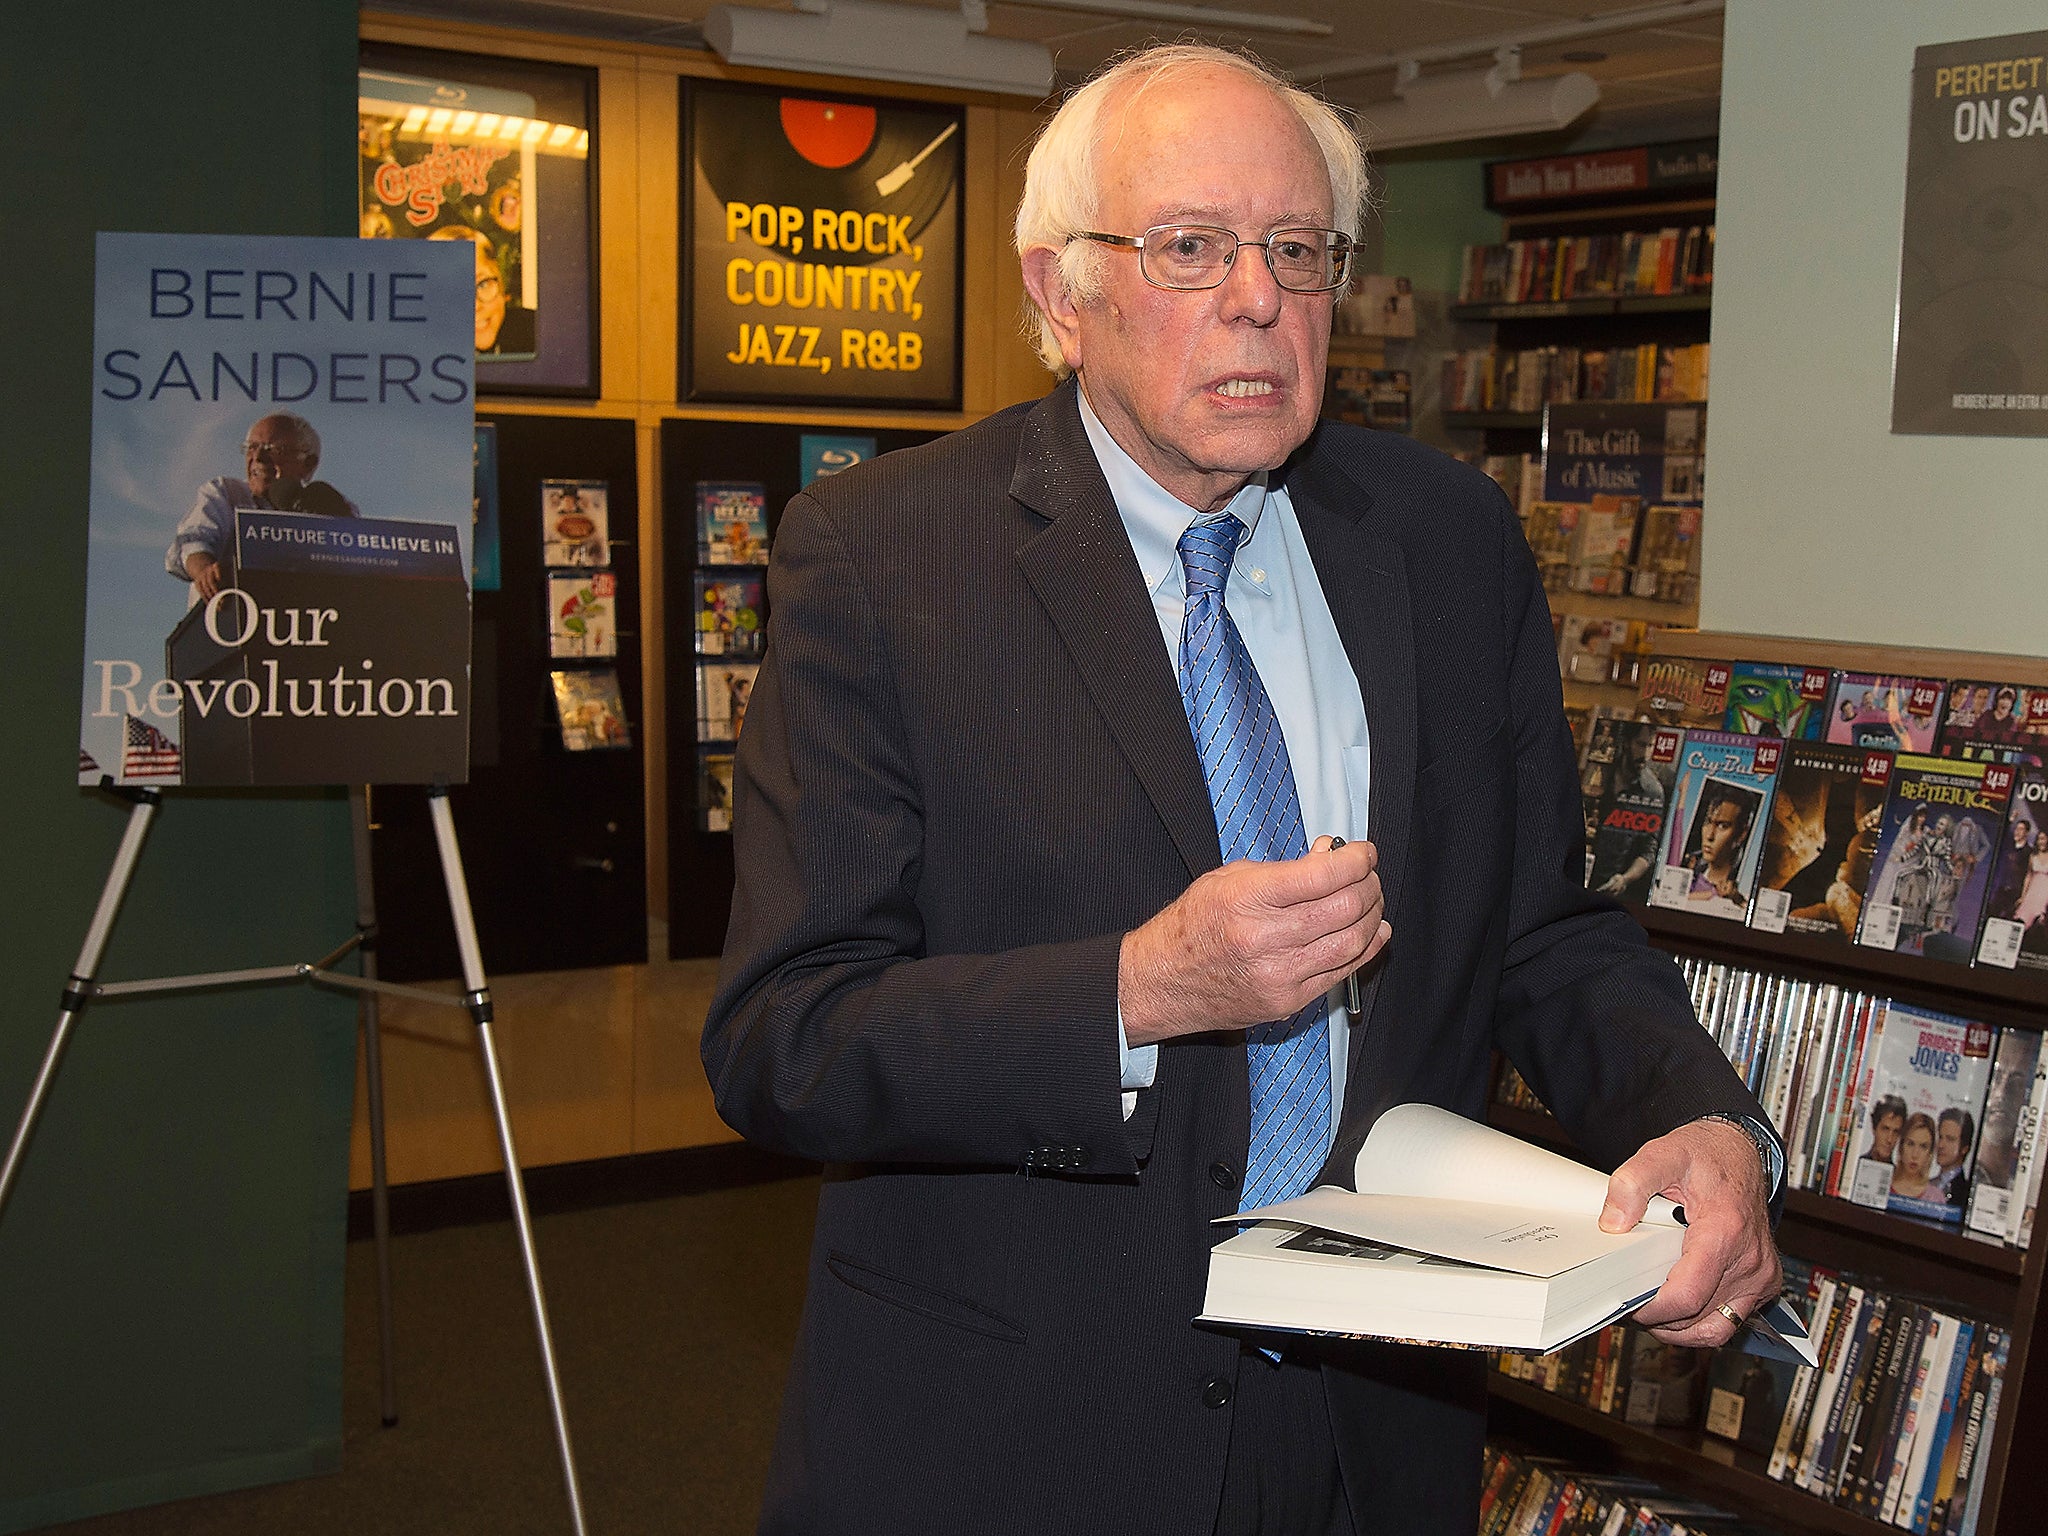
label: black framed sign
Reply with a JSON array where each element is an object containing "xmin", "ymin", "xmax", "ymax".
[
  {"xmin": 358, "ymin": 43, "xmax": 600, "ymax": 398},
  {"xmin": 680, "ymin": 79, "xmax": 964, "ymax": 409}
]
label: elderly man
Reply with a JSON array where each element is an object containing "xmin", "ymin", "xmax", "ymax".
[
  {"xmin": 704, "ymin": 44, "xmax": 1781, "ymax": 1536},
  {"xmin": 166, "ymin": 412, "xmax": 358, "ymax": 601}
]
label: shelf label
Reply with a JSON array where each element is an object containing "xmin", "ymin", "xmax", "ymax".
[
  {"xmin": 1859, "ymin": 903, "xmax": 1902, "ymax": 951},
  {"xmin": 1979, "ymin": 916, "xmax": 2024, "ymax": 970},
  {"xmin": 1752, "ymin": 888, "xmax": 1791, "ymax": 934}
]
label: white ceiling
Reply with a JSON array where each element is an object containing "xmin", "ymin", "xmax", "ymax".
[{"xmin": 378, "ymin": 0, "xmax": 1725, "ymax": 139}]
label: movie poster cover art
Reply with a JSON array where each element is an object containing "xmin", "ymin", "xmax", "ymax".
[
  {"xmin": 541, "ymin": 477, "xmax": 609, "ymax": 567},
  {"xmin": 1978, "ymin": 762, "xmax": 2048, "ymax": 971},
  {"xmin": 1723, "ymin": 662, "xmax": 1831, "ymax": 740},
  {"xmin": 1857, "ymin": 755, "xmax": 2015, "ymax": 961},
  {"xmin": 1822, "ymin": 672, "xmax": 1946, "ymax": 753},
  {"xmin": 1582, "ymin": 721, "xmax": 1681, "ymax": 904},
  {"xmin": 696, "ymin": 481, "xmax": 769, "ymax": 565},
  {"xmin": 1637, "ymin": 655, "xmax": 1731, "ymax": 730},
  {"xmin": 698, "ymin": 661, "xmax": 758, "ymax": 743},
  {"xmin": 1647, "ymin": 730, "xmax": 1782, "ymax": 922},
  {"xmin": 78, "ymin": 232, "xmax": 474, "ymax": 789},
  {"xmin": 1845, "ymin": 1003, "xmax": 1995, "ymax": 1225},
  {"xmin": 694, "ymin": 572, "xmax": 765, "ymax": 658},
  {"xmin": 699, "ymin": 748, "xmax": 736, "ymax": 832},
  {"xmin": 548, "ymin": 571, "xmax": 616, "ymax": 658},
  {"xmin": 1749, "ymin": 742, "xmax": 1893, "ymax": 941},
  {"xmin": 1966, "ymin": 1027, "xmax": 2043, "ymax": 1238},
  {"xmin": 1935, "ymin": 678, "xmax": 2048, "ymax": 762},
  {"xmin": 550, "ymin": 667, "xmax": 630, "ymax": 750}
]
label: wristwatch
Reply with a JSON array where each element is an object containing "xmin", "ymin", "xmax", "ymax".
[{"xmin": 1699, "ymin": 1111, "xmax": 1785, "ymax": 1201}]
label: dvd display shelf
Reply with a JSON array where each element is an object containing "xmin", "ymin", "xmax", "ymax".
[{"xmin": 1490, "ymin": 628, "xmax": 2048, "ymax": 1536}]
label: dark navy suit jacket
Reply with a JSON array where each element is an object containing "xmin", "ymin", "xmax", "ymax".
[{"xmin": 703, "ymin": 378, "xmax": 1769, "ymax": 1535}]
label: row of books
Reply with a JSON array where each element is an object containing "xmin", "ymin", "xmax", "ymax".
[
  {"xmin": 1534, "ymin": 499, "xmax": 1702, "ymax": 604},
  {"xmin": 1491, "ymin": 1258, "xmax": 2007, "ymax": 1534},
  {"xmin": 1479, "ymin": 1442, "xmax": 1768, "ymax": 1536},
  {"xmin": 1442, "ymin": 344, "xmax": 1710, "ymax": 414},
  {"xmin": 1457, "ymin": 225, "xmax": 1715, "ymax": 307}
]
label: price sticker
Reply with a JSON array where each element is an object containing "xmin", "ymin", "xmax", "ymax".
[
  {"xmin": 1979, "ymin": 917, "xmax": 2024, "ymax": 970},
  {"xmin": 1752, "ymin": 888, "xmax": 1791, "ymax": 934},
  {"xmin": 1860, "ymin": 903, "xmax": 1901, "ymax": 951}
]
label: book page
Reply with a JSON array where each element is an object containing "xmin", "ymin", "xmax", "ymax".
[{"xmin": 1348, "ymin": 1103, "xmax": 1681, "ymax": 1227}]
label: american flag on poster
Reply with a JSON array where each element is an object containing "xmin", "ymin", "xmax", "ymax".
[
  {"xmin": 121, "ymin": 714, "xmax": 180, "ymax": 779},
  {"xmin": 78, "ymin": 748, "xmax": 100, "ymax": 777}
]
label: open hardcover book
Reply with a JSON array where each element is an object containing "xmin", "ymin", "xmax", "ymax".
[{"xmin": 1202, "ymin": 1104, "xmax": 1815, "ymax": 1361}]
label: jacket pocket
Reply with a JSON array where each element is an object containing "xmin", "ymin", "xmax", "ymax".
[{"xmin": 824, "ymin": 1252, "xmax": 1028, "ymax": 1344}]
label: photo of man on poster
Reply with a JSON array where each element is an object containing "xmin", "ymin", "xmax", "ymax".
[{"xmin": 166, "ymin": 412, "xmax": 360, "ymax": 602}]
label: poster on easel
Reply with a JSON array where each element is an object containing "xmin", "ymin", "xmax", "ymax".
[
  {"xmin": 79, "ymin": 231, "xmax": 475, "ymax": 789},
  {"xmin": 1891, "ymin": 29, "xmax": 2048, "ymax": 436}
]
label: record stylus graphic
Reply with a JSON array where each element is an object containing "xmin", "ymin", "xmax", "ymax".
[{"xmin": 876, "ymin": 121, "xmax": 958, "ymax": 197}]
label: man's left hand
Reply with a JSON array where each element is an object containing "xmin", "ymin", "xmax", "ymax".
[{"xmin": 1600, "ymin": 1119, "xmax": 1781, "ymax": 1347}]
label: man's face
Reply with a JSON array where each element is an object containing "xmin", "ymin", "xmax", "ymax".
[
  {"xmin": 244, "ymin": 415, "xmax": 314, "ymax": 500},
  {"xmin": 1937, "ymin": 1119, "xmax": 1965, "ymax": 1169},
  {"xmin": 1699, "ymin": 800, "xmax": 1744, "ymax": 865},
  {"xmin": 1871, "ymin": 1111, "xmax": 1902, "ymax": 1158},
  {"xmin": 1051, "ymin": 68, "xmax": 1337, "ymax": 510}
]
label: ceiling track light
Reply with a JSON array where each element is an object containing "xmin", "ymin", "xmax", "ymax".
[{"xmin": 703, "ymin": 0, "xmax": 1057, "ymax": 97}]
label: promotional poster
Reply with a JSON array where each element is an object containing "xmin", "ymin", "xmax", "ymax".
[
  {"xmin": 80, "ymin": 232, "xmax": 475, "ymax": 788},
  {"xmin": 1540, "ymin": 400, "xmax": 1705, "ymax": 506},
  {"xmin": 683, "ymin": 80, "xmax": 963, "ymax": 407},
  {"xmin": 1891, "ymin": 30, "xmax": 2048, "ymax": 437}
]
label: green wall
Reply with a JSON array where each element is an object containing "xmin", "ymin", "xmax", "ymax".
[
  {"xmin": 0, "ymin": 4, "xmax": 364, "ymax": 1527},
  {"xmin": 1706, "ymin": 0, "xmax": 2048, "ymax": 653},
  {"xmin": 1373, "ymin": 151, "xmax": 1502, "ymax": 297}
]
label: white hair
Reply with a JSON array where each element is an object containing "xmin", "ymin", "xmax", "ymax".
[{"xmin": 1013, "ymin": 43, "xmax": 1370, "ymax": 377}]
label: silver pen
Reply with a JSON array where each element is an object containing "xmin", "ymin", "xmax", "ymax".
[{"xmin": 1328, "ymin": 836, "xmax": 1364, "ymax": 1015}]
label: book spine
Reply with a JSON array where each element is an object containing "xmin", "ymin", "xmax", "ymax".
[
  {"xmin": 1813, "ymin": 1288, "xmax": 1883, "ymax": 1495},
  {"xmin": 1772, "ymin": 1274, "xmax": 1839, "ymax": 1479},
  {"xmin": 1851, "ymin": 1301, "xmax": 1925, "ymax": 1515},
  {"xmin": 1927, "ymin": 1327, "xmax": 1984, "ymax": 1535},
  {"xmin": 1912, "ymin": 1317, "xmax": 1975, "ymax": 1534},
  {"xmin": 1885, "ymin": 1309, "xmax": 1953, "ymax": 1524},
  {"xmin": 1955, "ymin": 1328, "xmax": 2009, "ymax": 1536},
  {"xmin": 1789, "ymin": 1279, "xmax": 1855, "ymax": 1485},
  {"xmin": 2007, "ymin": 1044, "xmax": 2048, "ymax": 1246}
]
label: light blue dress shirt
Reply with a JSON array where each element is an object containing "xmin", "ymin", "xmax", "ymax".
[{"xmin": 1076, "ymin": 388, "xmax": 1371, "ymax": 1142}]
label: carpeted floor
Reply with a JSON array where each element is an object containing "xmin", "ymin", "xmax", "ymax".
[{"xmin": 43, "ymin": 1166, "xmax": 820, "ymax": 1536}]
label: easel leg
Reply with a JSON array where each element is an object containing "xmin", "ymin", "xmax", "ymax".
[
  {"xmin": 349, "ymin": 786, "xmax": 400, "ymax": 1428},
  {"xmin": 426, "ymin": 786, "xmax": 589, "ymax": 1536},
  {"xmin": 0, "ymin": 787, "xmax": 162, "ymax": 1220}
]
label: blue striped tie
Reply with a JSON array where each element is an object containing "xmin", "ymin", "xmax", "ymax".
[{"xmin": 1177, "ymin": 514, "xmax": 1332, "ymax": 1213}]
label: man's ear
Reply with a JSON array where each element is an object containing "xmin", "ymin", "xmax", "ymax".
[{"xmin": 1021, "ymin": 245, "xmax": 1085, "ymax": 375}]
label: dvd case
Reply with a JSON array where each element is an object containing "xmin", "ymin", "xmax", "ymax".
[{"xmin": 1647, "ymin": 730, "xmax": 1782, "ymax": 922}]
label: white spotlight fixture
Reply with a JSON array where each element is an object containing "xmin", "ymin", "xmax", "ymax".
[
  {"xmin": 1357, "ymin": 47, "xmax": 1599, "ymax": 151},
  {"xmin": 703, "ymin": 0, "xmax": 1056, "ymax": 98}
]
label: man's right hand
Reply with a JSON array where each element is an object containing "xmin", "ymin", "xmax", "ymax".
[
  {"xmin": 184, "ymin": 552, "xmax": 224, "ymax": 601},
  {"xmin": 1117, "ymin": 837, "xmax": 1389, "ymax": 1046}
]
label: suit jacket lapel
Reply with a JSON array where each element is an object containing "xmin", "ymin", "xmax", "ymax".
[
  {"xmin": 1011, "ymin": 382, "xmax": 1222, "ymax": 880},
  {"xmin": 1284, "ymin": 440, "xmax": 1417, "ymax": 1096}
]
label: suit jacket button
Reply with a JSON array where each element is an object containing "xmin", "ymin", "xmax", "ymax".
[
  {"xmin": 1202, "ymin": 1376, "xmax": 1232, "ymax": 1409},
  {"xmin": 1208, "ymin": 1162, "xmax": 1238, "ymax": 1191}
]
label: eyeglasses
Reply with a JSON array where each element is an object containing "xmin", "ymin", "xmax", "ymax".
[
  {"xmin": 1067, "ymin": 224, "xmax": 1354, "ymax": 293},
  {"xmin": 243, "ymin": 440, "xmax": 306, "ymax": 461}
]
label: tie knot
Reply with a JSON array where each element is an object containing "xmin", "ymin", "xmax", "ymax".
[{"xmin": 1177, "ymin": 515, "xmax": 1246, "ymax": 600}]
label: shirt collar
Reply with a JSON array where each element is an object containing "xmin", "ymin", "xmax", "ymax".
[{"xmin": 1076, "ymin": 382, "xmax": 1271, "ymax": 598}]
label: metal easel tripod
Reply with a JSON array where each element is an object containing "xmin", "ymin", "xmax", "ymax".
[{"xmin": 0, "ymin": 780, "xmax": 589, "ymax": 1536}]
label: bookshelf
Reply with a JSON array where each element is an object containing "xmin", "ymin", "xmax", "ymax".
[{"xmin": 1492, "ymin": 631, "xmax": 2048, "ymax": 1536}]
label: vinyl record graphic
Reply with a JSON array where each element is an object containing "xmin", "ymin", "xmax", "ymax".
[{"xmin": 693, "ymin": 83, "xmax": 959, "ymax": 264}]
